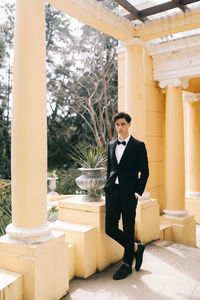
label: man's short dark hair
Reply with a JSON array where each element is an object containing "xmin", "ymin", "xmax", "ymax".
[{"xmin": 113, "ymin": 112, "xmax": 132, "ymax": 123}]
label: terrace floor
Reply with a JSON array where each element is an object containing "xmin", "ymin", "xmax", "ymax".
[{"xmin": 63, "ymin": 225, "xmax": 200, "ymax": 300}]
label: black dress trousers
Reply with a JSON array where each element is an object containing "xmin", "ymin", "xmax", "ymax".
[{"xmin": 105, "ymin": 184, "xmax": 137, "ymax": 266}]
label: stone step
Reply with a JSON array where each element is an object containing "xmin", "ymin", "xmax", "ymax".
[
  {"xmin": 51, "ymin": 220, "xmax": 97, "ymax": 279},
  {"xmin": 68, "ymin": 242, "xmax": 75, "ymax": 281},
  {"xmin": 0, "ymin": 269, "xmax": 23, "ymax": 300},
  {"xmin": 160, "ymin": 223, "xmax": 172, "ymax": 241}
]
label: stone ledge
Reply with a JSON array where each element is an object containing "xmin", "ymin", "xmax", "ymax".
[
  {"xmin": 0, "ymin": 269, "xmax": 23, "ymax": 291},
  {"xmin": 51, "ymin": 220, "xmax": 97, "ymax": 278},
  {"xmin": 59, "ymin": 196, "xmax": 105, "ymax": 213}
]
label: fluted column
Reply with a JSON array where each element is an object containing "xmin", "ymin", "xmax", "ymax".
[
  {"xmin": 116, "ymin": 43, "xmax": 125, "ymax": 112},
  {"xmin": 160, "ymin": 79, "xmax": 188, "ymax": 218},
  {"xmin": 183, "ymin": 92, "xmax": 200, "ymax": 195},
  {"xmin": 183, "ymin": 91, "xmax": 200, "ymax": 223},
  {"xmin": 7, "ymin": 0, "xmax": 52, "ymax": 243}
]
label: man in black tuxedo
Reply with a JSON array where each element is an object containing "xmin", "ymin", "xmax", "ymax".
[{"xmin": 104, "ymin": 112, "xmax": 149, "ymax": 280}]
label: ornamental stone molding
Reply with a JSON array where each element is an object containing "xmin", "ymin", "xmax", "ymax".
[
  {"xmin": 120, "ymin": 37, "xmax": 146, "ymax": 48},
  {"xmin": 163, "ymin": 209, "xmax": 189, "ymax": 220},
  {"xmin": 116, "ymin": 38, "xmax": 146, "ymax": 54},
  {"xmin": 186, "ymin": 191, "xmax": 200, "ymax": 198},
  {"xmin": 159, "ymin": 78, "xmax": 189, "ymax": 89},
  {"xmin": 147, "ymin": 34, "xmax": 200, "ymax": 87},
  {"xmin": 182, "ymin": 91, "xmax": 200, "ymax": 102},
  {"xmin": 6, "ymin": 223, "xmax": 53, "ymax": 244}
]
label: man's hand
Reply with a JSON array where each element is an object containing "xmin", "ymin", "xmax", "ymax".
[{"xmin": 135, "ymin": 193, "xmax": 140, "ymax": 200}]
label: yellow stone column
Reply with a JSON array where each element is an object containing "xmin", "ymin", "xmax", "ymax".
[
  {"xmin": 118, "ymin": 38, "xmax": 160, "ymax": 243},
  {"xmin": 0, "ymin": 1, "xmax": 69, "ymax": 299},
  {"xmin": 120, "ymin": 38, "xmax": 146, "ymax": 140},
  {"xmin": 116, "ymin": 43, "xmax": 125, "ymax": 112},
  {"xmin": 165, "ymin": 83, "xmax": 186, "ymax": 214},
  {"xmin": 183, "ymin": 91, "xmax": 200, "ymax": 223},
  {"xmin": 6, "ymin": 0, "xmax": 51, "ymax": 243},
  {"xmin": 160, "ymin": 79, "xmax": 196, "ymax": 246}
]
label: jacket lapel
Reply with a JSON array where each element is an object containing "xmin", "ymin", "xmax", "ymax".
[
  {"xmin": 110, "ymin": 140, "xmax": 118, "ymax": 166},
  {"xmin": 118, "ymin": 136, "xmax": 134, "ymax": 166}
]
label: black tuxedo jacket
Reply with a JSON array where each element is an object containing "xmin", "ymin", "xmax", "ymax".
[{"xmin": 104, "ymin": 136, "xmax": 149, "ymax": 198}]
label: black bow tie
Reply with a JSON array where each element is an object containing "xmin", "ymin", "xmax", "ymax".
[{"xmin": 117, "ymin": 140, "xmax": 126, "ymax": 146}]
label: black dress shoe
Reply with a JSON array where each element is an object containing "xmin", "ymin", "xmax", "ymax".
[
  {"xmin": 113, "ymin": 264, "xmax": 132, "ymax": 280},
  {"xmin": 135, "ymin": 243, "xmax": 145, "ymax": 271}
]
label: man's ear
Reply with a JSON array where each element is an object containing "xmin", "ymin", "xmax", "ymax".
[{"xmin": 128, "ymin": 122, "xmax": 131, "ymax": 128}]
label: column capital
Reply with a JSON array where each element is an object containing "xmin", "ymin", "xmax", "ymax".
[
  {"xmin": 116, "ymin": 38, "xmax": 146, "ymax": 53},
  {"xmin": 159, "ymin": 77, "xmax": 189, "ymax": 89},
  {"xmin": 182, "ymin": 91, "xmax": 200, "ymax": 102}
]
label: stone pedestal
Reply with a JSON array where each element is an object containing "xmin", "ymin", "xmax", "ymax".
[
  {"xmin": 52, "ymin": 220, "xmax": 97, "ymax": 278},
  {"xmin": 186, "ymin": 193, "xmax": 200, "ymax": 224},
  {"xmin": 0, "ymin": 232, "xmax": 68, "ymax": 300},
  {"xmin": 135, "ymin": 196, "xmax": 160, "ymax": 243},
  {"xmin": 58, "ymin": 196, "xmax": 123, "ymax": 271},
  {"xmin": 160, "ymin": 214, "xmax": 196, "ymax": 246},
  {"xmin": 0, "ymin": 269, "xmax": 23, "ymax": 300}
]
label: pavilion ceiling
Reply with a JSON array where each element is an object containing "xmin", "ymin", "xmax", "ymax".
[
  {"xmin": 116, "ymin": 0, "xmax": 200, "ymax": 22},
  {"xmin": 98, "ymin": 0, "xmax": 200, "ymax": 23},
  {"xmin": 48, "ymin": 0, "xmax": 200, "ymax": 41}
]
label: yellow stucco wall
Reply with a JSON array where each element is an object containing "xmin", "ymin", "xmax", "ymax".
[
  {"xmin": 118, "ymin": 51, "xmax": 125, "ymax": 112},
  {"xmin": 144, "ymin": 51, "xmax": 165, "ymax": 213},
  {"xmin": 185, "ymin": 78, "xmax": 200, "ymax": 93}
]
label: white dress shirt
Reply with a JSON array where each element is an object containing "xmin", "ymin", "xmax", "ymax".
[{"xmin": 115, "ymin": 134, "xmax": 131, "ymax": 184}]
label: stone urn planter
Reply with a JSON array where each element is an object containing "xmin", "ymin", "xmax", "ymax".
[
  {"xmin": 69, "ymin": 145, "xmax": 107, "ymax": 202},
  {"xmin": 76, "ymin": 167, "xmax": 106, "ymax": 201}
]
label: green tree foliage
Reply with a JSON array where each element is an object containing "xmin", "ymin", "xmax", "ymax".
[
  {"xmin": 0, "ymin": 179, "xmax": 11, "ymax": 235},
  {"xmin": 0, "ymin": 2, "xmax": 118, "ymax": 181},
  {"xmin": 0, "ymin": 2, "xmax": 15, "ymax": 179},
  {"xmin": 45, "ymin": 3, "xmax": 118, "ymax": 170},
  {"xmin": 45, "ymin": 4, "xmax": 87, "ymax": 170}
]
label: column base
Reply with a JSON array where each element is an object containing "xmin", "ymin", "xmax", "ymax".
[
  {"xmin": 0, "ymin": 231, "xmax": 69, "ymax": 300},
  {"xmin": 160, "ymin": 213, "xmax": 196, "ymax": 246},
  {"xmin": 6, "ymin": 223, "xmax": 53, "ymax": 244},
  {"xmin": 163, "ymin": 209, "xmax": 189, "ymax": 219},
  {"xmin": 135, "ymin": 197, "xmax": 160, "ymax": 243},
  {"xmin": 186, "ymin": 192, "xmax": 200, "ymax": 224}
]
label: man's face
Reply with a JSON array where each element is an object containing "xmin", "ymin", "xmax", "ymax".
[{"xmin": 115, "ymin": 118, "xmax": 131, "ymax": 138}]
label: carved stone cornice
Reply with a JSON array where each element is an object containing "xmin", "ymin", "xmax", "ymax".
[
  {"xmin": 116, "ymin": 38, "xmax": 146, "ymax": 54},
  {"xmin": 159, "ymin": 78, "xmax": 189, "ymax": 89},
  {"xmin": 147, "ymin": 34, "xmax": 200, "ymax": 55},
  {"xmin": 147, "ymin": 34, "xmax": 200, "ymax": 87},
  {"xmin": 182, "ymin": 91, "xmax": 200, "ymax": 102}
]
